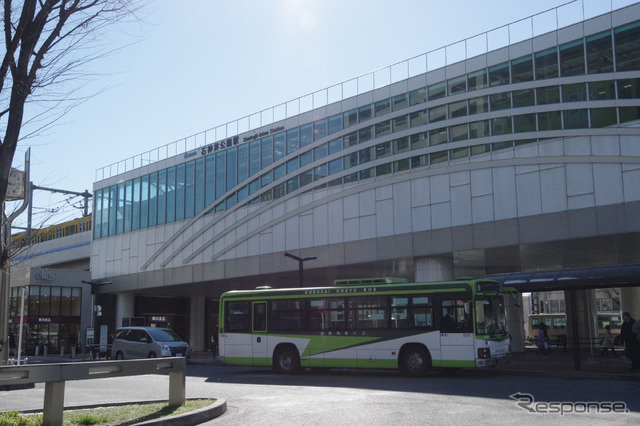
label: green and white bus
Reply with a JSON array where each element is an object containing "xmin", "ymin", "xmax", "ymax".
[{"xmin": 218, "ymin": 277, "xmax": 515, "ymax": 376}]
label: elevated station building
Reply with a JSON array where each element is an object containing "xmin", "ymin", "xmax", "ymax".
[{"xmin": 89, "ymin": 2, "xmax": 640, "ymax": 351}]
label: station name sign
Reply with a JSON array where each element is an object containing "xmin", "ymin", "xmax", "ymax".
[{"xmin": 187, "ymin": 126, "xmax": 286, "ymax": 160}]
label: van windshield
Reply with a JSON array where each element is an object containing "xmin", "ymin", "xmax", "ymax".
[{"xmin": 147, "ymin": 328, "xmax": 182, "ymax": 342}]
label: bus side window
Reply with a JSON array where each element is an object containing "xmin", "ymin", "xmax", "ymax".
[
  {"xmin": 226, "ymin": 301, "xmax": 250, "ymax": 332},
  {"xmin": 253, "ymin": 302, "xmax": 267, "ymax": 332}
]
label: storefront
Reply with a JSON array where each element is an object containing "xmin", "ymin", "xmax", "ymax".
[{"xmin": 8, "ymin": 268, "xmax": 92, "ymax": 356}]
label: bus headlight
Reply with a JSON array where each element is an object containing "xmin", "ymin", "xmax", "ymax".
[{"xmin": 478, "ymin": 348, "xmax": 491, "ymax": 359}]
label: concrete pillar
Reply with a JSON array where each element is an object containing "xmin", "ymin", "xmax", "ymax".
[
  {"xmin": 189, "ymin": 295, "xmax": 205, "ymax": 352},
  {"xmin": 620, "ymin": 287, "xmax": 640, "ymax": 319},
  {"xmin": 415, "ymin": 256, "xmax": 454, "ymax": 282},
  {"xmin": 565, "ymin": 288, "xmax": 598, "ymax": 352},
  {"xmin": 505, "ymin": 292, "xmax": 525, "ymax": 352},
  {"xmin": 115, "ymin": 292, "xmax": 135, "ymax": 328}
]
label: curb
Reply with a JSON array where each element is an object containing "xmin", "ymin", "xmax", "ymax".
[{"xmin": 135, "ymin": 399, "xmax": 227, "ymax": 426}]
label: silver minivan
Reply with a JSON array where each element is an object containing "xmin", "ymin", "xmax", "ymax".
[{"xmin": 112, "ymin": 327, "xmax": 191, "ymax": 359}]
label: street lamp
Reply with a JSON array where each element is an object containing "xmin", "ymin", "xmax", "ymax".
[{"xmin": 284, "ymin": 252, "xmax": 317, "ymax": 288}]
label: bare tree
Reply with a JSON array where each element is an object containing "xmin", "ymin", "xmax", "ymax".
[{"xmin": 0, "ymin": 0, "xmax": 140, "ymax": 222}]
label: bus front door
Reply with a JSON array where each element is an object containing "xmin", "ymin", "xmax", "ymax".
[{"xmin": 252, "ymin": 302, "xmax": 269, "ymax": 366}]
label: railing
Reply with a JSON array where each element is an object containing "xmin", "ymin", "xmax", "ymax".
[
  {"xmin": 0, "ymin": 357, "xmax": 186, "ymax": 426},
  {"xmin": 95, "ymin": 0, "xmax": 639, "ymax": 182}
]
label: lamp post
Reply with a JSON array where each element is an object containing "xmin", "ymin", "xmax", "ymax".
[{"xmin": 284, "ymin": 252, "xmax": 317, "ymax": 288}]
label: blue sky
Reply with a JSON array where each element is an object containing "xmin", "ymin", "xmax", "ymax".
[{"xmin": 8, "ymin": 0, "xmax": 635, "ymax": 230}]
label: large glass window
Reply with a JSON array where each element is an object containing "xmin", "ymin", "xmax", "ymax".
[
  {"xmin": 467, "ymin": 69, "xmax": 487, "ymax": 91},
  {"xmin": 253, "ymin": 139, "xmax": 264, "ymax": 175},
  {"xmin": 108, "ymin": 185, "xmax": 117, "ymax": 235},
  {"xmin": 618, "ymin": 78, "xmax": 640, "ymax": 98},
  {"xmin": 185, "ymin": 161, "xmax": 195, "ymax": 219},
  {"xmin": 563, "ymin": 109, "xmax": 588, "ymax": 129},
  {"xmin": 226, "ymin": 147, "xmax": 237, "ymax": 192},
  {"xmin": 215, "ymin": 152, "xmax": 226, "ymax": 199},
  {"xmin": 409, "ymin": 88, "xmax": 426, "ymax": 105},
  {"xmin": 124, "ymin": 180, "xmax": 133, "ymax": 232},
  {"xmin": 449, "ymin": 100, "xmax": 467, "ymax": 118},
  {"xmin": 535, "ymin": 48, "xmax": 558, "ymax": 79},
  {"xmin": 287, "ymin": 128, "xmax": 299, "ymax": 154},
  {"xmin": 195, "ymin": 158, "xmax": 205, "ymax": 215},
  {"xmin": 116, "ymin": 183, "xmax": 125, "ymax": 234},
  {"xmin": 428, "ymin": 82, "xmax": 446, "ymax": 100},
  {"xmin": 175, "ymin": 164, "xmax": 185, "ymax": 221},
  {"xmin": 469, "ymin": 120, "xmax": 489, "ymax": 139},
  {"xmin": 587, "ymin": 31, "xmax": 613, "ymax": 74},
  {"xmin": 538, "ymin": 111, "xmax": 562, "ymax": 131},
  {"xmin": 410, "ymin": 110, "xmax": 428, "ymax": 127},
  {"xmin": 375, "ymin": 98, "xmax": 391, "ymax": 116},
  {"xmin": 536, "ymin": 86, "xmax": 560, "ymax": 104},
  {"xmin": 343, "ymin": 109, "xmax": 358, "ymax": 127},
  {"xmin": 166, "ymin": 167, "xmax": 176, "ymax": 223},
  {"xmin": 300, "ymin": 124, "xmax": 313, "ymax": 148},
  {"xmin": 615, "ymin": 21, "xmax": 640, "ymax": 71},
  {"xmin": 588, "ymin": 80, "xmax": 615, "ymax": 100},
  {"xmin": 148, "ymin": 173, "xmax": 158, "ymax": 226},
  {"xmin": 429, "ymin": 127, "xmax": 447, "ymax": 146},
  {"xmin": 450, "ymin": 124, "xmax": 468, "ymax": 141},
  {"xmin": 392, "ymin": 115, "xmax": 408, "ymax": 132},
  {"xmin": 490, "ymin": 92, "xmax": 511, "ymax": 111},
  {"xmin": 489, "ymin": 62, "xmax": 510, "ymax": 86},
  {"xmin": 314, "ymin": 119, "xmax": 327, "ymax": 141},
  {"xmin": 591, "ymin": 108, "xmax": 618, "ymax": 127},
  {"xmin": 560, "ymin": 39, "xmax": 585, "ymax": 76},
  {"xmin": 514, "ymin": 113, "xmax": 536, "ymax": 133},
  {"xmin": 375, "ymin": 120, "xmax": 391, "ymax": 137},
  {"xmin": 513, "ymin": 89, "xmax": 535, "ymax": 108},
  {"xmin": 448, "ymin": 75, "xmax": 466, "ymax": 95},
  {"xmin": 140, "ymin": 176, "xmax": 149, "ymax": 229},
  {"xmin": 468, "ymin": 96, "xmax": 488, "ymax": 114},
  {"xmin": 237, "ymin": 144, "xmax": 249, "ymax": 184},
  {"xmin": 562, "ymin": 83, "xmax": 587, "ymax": 102},
  {"xmin": 428, "ymin": 105, "xmax": 447, "ymax": 122},
  {"xmin": 328, "ymin": 114, "xmax": 342, "ymax": 134},
  {"xmin": 392, "ymin": 94, "xmax": 408, "ymax": 110},
  {"xmin": 358, "ymin": 105, "xmax": 372, "ymax": 122},
  {"xmin": 491, "ymin": 117, "xmax": 512, "ymax": 135},
  {"xmin": 273, "ymin": 132, "xmax": 285, "ymax": 161},
  {"xmin": 511, "ymin": 55, "xmax": 533, "ymax": 82},
  {"xmin": 157, "ymin": 170, "xmax": 166, "ymax": 225}
]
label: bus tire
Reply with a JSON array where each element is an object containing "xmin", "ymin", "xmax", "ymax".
[
  {"xmin": 400, "ymin": 345, "xmax": 431, "ymax": 377},
  {"xmin": 273, "ymin": 345, "xmax": 302, "ymax": 374}
]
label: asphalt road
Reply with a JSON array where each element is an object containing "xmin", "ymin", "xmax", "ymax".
[{"xmin": 2, "ymin": 363, "xmax": 639, "ymax": 425}]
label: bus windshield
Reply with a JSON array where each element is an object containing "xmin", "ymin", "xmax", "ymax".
[{"xmin": 474, "ymin": 295, "xmax": 507, "ymax": 336}]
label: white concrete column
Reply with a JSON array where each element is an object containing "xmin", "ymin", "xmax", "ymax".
[
  {"xmin": 115, "ymin": 292, "xmax": 135, "ymax": 328},
  {"xmin": 415, "ymin": 256, "xmax": 454, "ymax": 282},
  {"xmin": 620, "ymin": 287, "xmax": 640, "ymax": 319},
  {"xmin": 190, "ymin": 295, "xmax": 205, "ymax": 352}
]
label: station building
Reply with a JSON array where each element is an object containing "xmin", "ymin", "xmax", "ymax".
[{"xmin": 86, "ymin": 2, "xmax": 640, "ymax": 352}]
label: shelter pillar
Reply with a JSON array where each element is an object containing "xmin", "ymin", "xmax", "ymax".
[
  {"xmin": 115, "ymin": 292, "xmax": 135, "ymax": 328},
  {"xmin": 189, "ymin": 295, "xmax": 205, "ymax": 351},
  {"xmin": 415, "ymin": 256, "xmax": 454, "ymax": 282},
  {"xmin": 620, "ymin": 287, "xmax": 640, "ymax": 319},
  {"xmin": 564, "ymin": 289, "xmax": 598, "ymax": 352}
]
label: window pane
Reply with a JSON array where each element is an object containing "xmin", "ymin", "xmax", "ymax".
[
  {"xmin": 429, "ymin": 127, "xmax": 447, "ymax": 146},
  {"xmin": 287, "ymin": 128, "xmax": 299, "ymax": 154},
  {"xmin": 563, "ymin": 109, "xmax": 588, "ymax": 129},
  {"xmin": 300, "ymin": 124, "xmax": 313, "ymax": 147},
  {"xmin": 489, "ymin": 62, "xmax": 509, "ymax": 86},
  {"xmin": 175, "ymin": 165, "xmax": 185, "ymax": 221},
  {"xmin": 468, "ymin": 96, "xmax": 489, "ymax": 114},
  {"xmin": 467, "ymin": 69, "xmax": 487, "ymax": 91},
  {"xmin": 166, "ymin": 168, "xmax": 175, "ymax": 223},
  {"xmin": 375, "ymin": 99, "xmax": 391, "ymax": 116},
  {"xmin": 562, "ymin": 83, "xmax": 587, "ymax": 102},
  {"xmin": 344, "ymin": 131, "xmax": 358, "ymax": 148},
  {"xmin": 116, "ymin": 183, "xmax": 125, "ymax": 233},
  {"xmin": 328, "ymin": 114, "xmax": 342, "ymax": 134},
  {"xmin": 620, "ymin": 106, "xmax": 640, "ymax": 123},
  {"xmin": 588, "ymin": 80, "xmax": 615, "ymax": 100},
  {"xmin": 449, "ymin": 100, "xmax": 467, "ymax": 118},
  {"xmin": 491, "ymin": 117, "xmax": 512, "ymax": 135},
  {"xmin": 195, "ymin": 159, "xmax": 205, "ymax": 214},
  {"xmin": 392, "ymin": 94, "xmax": 407, "ymax": 110},
  {"xmin": 430, "ymin": 151, "xmax": 448, "ymax": 164},
  {"xmin": 124, "ymin": 180, "xmax": 133, "ymax": 231},
  {"xmin": 255, "ymin": 138, "xmax": 267, "ymax": 175},
  {"xmin": 314, "ymin": 144, "xmax": 328, "ymax": 161},
  {"xmin": 538, "ymin": 111, "xmax": 562, "ymax": 131},
  {"xmin": 490, "ymin": 92, "xmax": 511, "ymax": 110},
  {"xmin": 536, "ymin": 86, "xmax": 560, "ymax": 104},
  {"xmin": 410, "ymin": 110, "xmax": 428, "ymax": 127},
  {"xmin": 469, "ymin": 120, "xmax": 489, "ymax": 139},
  {"xmin": 450, "ymin": 124, "xmax": 468, "ymax": 141},
  {"xmin": 618, "ymin": 78, "xmax": 640, "ymax": 98},
  {"xmin": 313, "ymin": 164, "xmax": 328, "ymax": 181},
  {"xmin": 109, "ymin": 185, "xmax": 117, "ymax": 235},
  {"xmin": 615, "ymin": 21, "xmax": 640, "ymax": 71},
  {"xmin": 511, "ymin": 55, "xmax": 533, "ymax": 82},
  {"xmin": 157, "ymin": 170, "xmax": 166, "ymax": 225},
  {"xmin": 185, "ymin": 161, "xmax": 195, "ymax": 219},
  {"xmin": 328, "ymin": 138, "xmax": 343, "ymax": 154},
  {"xmin": 392, "ymin": 115, "xmax": 408, "ymax": 132},
  {"xmin": 314, "ymin": 119, "xmax": 327, "ymax": 141},
  {"xmin": 237, "ymin": 144, "xmax": 249, "ymax": 183},
  {"xmin": 409, "ymin": 88, "xmax": 426, "ymax": 105},
  {"xmin": 375, "ymin": 141, "xmax": 392, "ymax": 159},
  {"xmin": 375, "ymin": 120, "xmax": 391, "ymax": 137},
  {"xmin": 587, "ymin": 31, "xmax": 613, "ymax": 74},
  {"xmin": 535, "ymin": 48, "xmax": 558, "ymax": 79},
  {"xmin": 428, "ymin": 105, "xmax": 447, "ymax": 122},
  {"xmin": 590, "ymin": 108, "xmax": 618, "ymax": 128},
  {"xmin": 394, "ymin": 136, "xmax": 409, "ymax": 153},
  {"xmin": 343, "ymin": 109, "xmax": 358, "ymax": 127},
  {"xmin": 358, "ymin": 126, "xmax": 372, "ymax": 143},
  {"xmin": 411, "ymin": 132, "xmax": 428, "ymax": 149},
  {"xmin": 450, "ymin": 147, "xmax": 469, "ymax": 160},
  {"xmin": 513, "ymin": 89, "xmax": 535, "ymax": 108},
  {"xmin": 226, "ymin": 147, "xmax": 237, "ymax": 191},
  {"xmin": 273, "ymin": 132, "xmax": 285, "ymax": 161},
  {"xmin": 139, "ymin": 177, "xmax": 149, "ymax": 228},
  {"xmin": 428, "ymin": 82, "xmax": 446, "ymax": 100},
  {"xmin": 215, "ymin": 151, "xmax": 225, "ymax": 199},
  {"xmin": 448, "ymin": 75, "xmax": 466, "ymax": 95},
  {"xmin": 300, "ymin": 151, "xmax": 312, "ymax": 168},
  {"xmin": 513, "ymin": 113, "xmax": 536, "ymax": 133},
  {"xmin": 560, "ymin": 39, "xmax": 585, "ymax": 76},
  {"xmin": 148, "ymin": 173, "xmax": 158, "ymax": 226},
  {"xmin": 358, "ymin": 105, "xmax": 372, "ymax": 122}
]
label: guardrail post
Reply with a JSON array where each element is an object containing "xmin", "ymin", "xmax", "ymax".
[
  {"xmin": 43, "ymin": 381, "xmax": 65, "ymax": 426},
  {"xmin": 168, "ymin": 368, "xmax": 185, "ymax": 407}
]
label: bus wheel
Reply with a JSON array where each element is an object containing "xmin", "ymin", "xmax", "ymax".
[
  {"xmin": 274, "ymin": 346, "xmax": 301, "ymax": 374},
  {"xmin": 401, "ymin": 346, "xmax": 430, "ymax": 377}
]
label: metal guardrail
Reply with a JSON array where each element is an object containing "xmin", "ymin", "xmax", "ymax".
[{"xmin": 0, "ymin": 357, "xmax": 186, "ymax": 426}]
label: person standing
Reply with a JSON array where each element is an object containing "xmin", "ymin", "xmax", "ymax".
[
  {"xmin": 620, "ymin": 312, "xmax": 638, "ymax": 372},
  {"xmin": 600, "ymin": 325, "xmax": 615, "ymax": 357},
  {"xmin": 537, "ymin": 323, "xmax": 549, "ymax": 355}
]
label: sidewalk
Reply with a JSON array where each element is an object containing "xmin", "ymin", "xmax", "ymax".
[{"xmin": 12, "ymin": 348, "xmax": 638, "ymax": 380}]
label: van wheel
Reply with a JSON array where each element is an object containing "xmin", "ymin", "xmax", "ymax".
[
  {"xmin": 273, "ymin": 346, "xmax": 301, "ymax": 374},
  {"xmin": 115, "ymin": 352, "xmax": 124, "ymax": 360},
  {"xmin": 148, "ymin": 352, "xmax": 157, "ymax": 358},
  {"xmin": 401, "ymin": 345, "xmax": 431, "ymax": 377}
]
